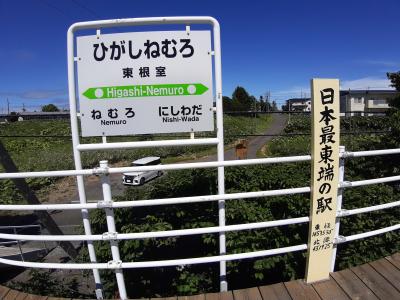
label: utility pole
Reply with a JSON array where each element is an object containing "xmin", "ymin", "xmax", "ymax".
[
  {"xmin": 7, "ymin": 98, "xmax": 9, "ymax": 115},
  {"xmin": 269, "ymin": 91, "xmax": 271, "ymax": 111}
]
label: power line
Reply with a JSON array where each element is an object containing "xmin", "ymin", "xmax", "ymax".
[
  {"xmin": 71, "ymin": 0, "xmax": 101, "ymax": 19},
  {"xmin": 39, "ymin": 0, "xmax": 73, "ymax": 19},
  {"xmin": 70, "ymin": 0, "xmax": 123, "ymax": 33}
]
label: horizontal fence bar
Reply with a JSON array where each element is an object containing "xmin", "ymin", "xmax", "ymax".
[
  {"xmin": 1, "ymin": 221, "xmax": 397, "ymax": 268},
  {"xmin": 1, "ymin": 131, "xmax": 390, "ymax": 139},
  {"xmin": 0, "ymin": 169, "xmax": 94, "ymax": 179},
  {"xmin": 76, "ymin": 138, "xmax": 219, "ymax": 151},
  {"xmin": 336, "ymin": 223, "xmax": 400, "ymax": 244},
  {"xmin": 0, "ymin": 241, "xmax": 18, "ymax": 245},
  {"xmin": 1, "ymin": 148, "xmax": 399, "ymax": 180},
  {"xmin": 0, "ymin": 225, "xmax": 41, "ymax": 229},
  {"xmin": 0, "ymin": 187, "xmax": 311, "ymax": 211},
  {"xmin": 0, "ymin": 216, "xmax": 310, "ymax": 242},
  {"xmin": 0, "ymin": 243, "xmax": 308, "ymax": 270},
  {"xmin": 0, "ymin": 130, "xmax": 389, "ymax": 139},
  {"xmin": 342, "ymin": 148, "xmax": 400, "ymax": 158},
  {"xmin": 107, "ymin": 155, "xmax": 311, "ymax": 173},
  {"xmin": 343, "ymin": 175, "xmax": 400, "ymax": 188},
  {"xmin": 338, "ymin": 200, "xmax": 400, "ymax": 217},
  {"xmin": 1, "ymin": 172, "xmax": 399, "ymax": 212},
  {"xmin": 2, "ymin": 172, "xmax": 400, "ymax": 212},
  {"xmin": 0, "ymin": 155, "xmax": 311, "ymax": 179}
]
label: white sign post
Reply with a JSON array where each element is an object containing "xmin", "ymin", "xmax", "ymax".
[
  {"xmin": 77, "ymin": 31, "xmax": 214, "ymax": 136},
  {"xmin": 68, "ymin": 17, "xmax": 226, "ymax": 298}
]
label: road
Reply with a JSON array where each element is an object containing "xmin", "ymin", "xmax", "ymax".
[
  {"xmin": 49, "ymin": 114, "xmax": 288, "ymax": 227},
  {"xmin": 198, "ymin": 113, "xmax": 288, "ymax": 161}
]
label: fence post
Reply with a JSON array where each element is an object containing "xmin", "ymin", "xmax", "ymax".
[
  {"xmin": 68, "ymin": 26, "xmax": 103, "ymax": 299},
  {"xmin": 331, "ymin": 145, "xmax": 345, "ymax": 271},
  {"xmin": 39, "ymin": 224, "xmax": 48, "ymax": 254},
  {"xmin": 99, "ymin": 160, "xmax": 128, "ymax": 300},
  {"xmin": 212, "ymin": 19, "xmax": 228, "ymax": 292},
  {"xmin": 13, "ymin": 227, "xmax": 24, "ymax": 262}
]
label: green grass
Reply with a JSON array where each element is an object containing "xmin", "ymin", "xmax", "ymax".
[{"xmin": 0, "ymin": 115, "xmax": 272, "ymax": 204}]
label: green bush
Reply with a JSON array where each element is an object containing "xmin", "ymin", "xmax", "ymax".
[{"xmin": 284, "ymin": 115, "xmax": 390, "ymax": 134}]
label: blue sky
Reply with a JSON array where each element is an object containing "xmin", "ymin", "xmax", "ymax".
[{"xmin": 0, "ymin": 0, "xmax": 399, "ymax": 112}]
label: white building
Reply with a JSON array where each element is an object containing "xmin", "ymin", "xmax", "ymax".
[
  {"xmin": 340, "ymin": 90, "xmax": 399, "ymax": 116},
  {"xmin": 286, "ymin": 98, "xmax": 311, "ymax": 112},
  {"xmin": 284, "ymin": 90, "xmax": 399, "ymax": 115}
]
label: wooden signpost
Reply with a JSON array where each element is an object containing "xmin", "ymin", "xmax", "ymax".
[{"xmin": 306, "ymin": 79, "xmax": 340, "ymax": 283}]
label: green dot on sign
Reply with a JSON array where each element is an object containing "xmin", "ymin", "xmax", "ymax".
[
  {"xmin": 95, "ymin": 88, "xmax": 104, "ymax": 98},
  {"xmin": 187, "ymin": 85, "xmax": 196, "ymax": 95}
]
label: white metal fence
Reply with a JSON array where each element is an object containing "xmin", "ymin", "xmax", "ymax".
[{"xmin": 1, "ymin": 147, "xmax": 400, "ymax": 299}]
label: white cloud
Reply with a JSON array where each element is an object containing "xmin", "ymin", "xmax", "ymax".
[
  {"xmin": 271, "ymin": 76, "xmax": 394, "ymax": 104},
  {"xmin": 358, "ymin": 59, "xmax": 400, "ymax": 68},
  {"xmin": 0, "ymin": 89, "xmax": 67, "ymax": 100},
  {"xmin": 271, "ymin": 86, "xmax": 309, "ymax": 102},
  {"xmin": 340, "ymin": 76, "xmax": 394, "ymax": 90}
]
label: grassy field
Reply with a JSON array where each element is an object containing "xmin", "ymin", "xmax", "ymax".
[
  {"xmin": 0, "ymin": 114, "xmax": 272, "ymax": 204},
  {"xmin": 259, "ymin": 114, "xmax": 390, "ymax": 157}
]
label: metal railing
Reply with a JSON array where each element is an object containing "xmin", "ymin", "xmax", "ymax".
[
  {"xmin": 0, "ymin": 147, "xmax": 400, "ymax": 298},
  {"xmin": 0, "ymin": 224, "xmax": 47, "ymax": 262}
]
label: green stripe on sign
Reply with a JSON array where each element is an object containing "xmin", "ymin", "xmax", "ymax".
[{"xmin": 83, "ymin": 83, "xmax": 208, "ymax": 99}]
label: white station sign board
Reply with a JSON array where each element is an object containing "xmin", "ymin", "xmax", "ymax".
[{"xmin": 76, "ymin": 30, "xmax": 214, "ymax": 136}]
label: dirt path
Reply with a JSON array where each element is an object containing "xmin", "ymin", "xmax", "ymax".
[
  {"xmin": 246, "ymin": 114, "xmax": 288, "ymax": 158},
  {"xmin": 197, "ymin": 114, "xmax": 288, "ymax": 161}
]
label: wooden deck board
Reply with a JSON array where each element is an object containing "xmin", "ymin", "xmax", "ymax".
[
  {"xmin": 232, "ymin": 287, "xmax": 262, "ymax": 300},
  {"xmin": 330, "ymin": 269, "xmax": 378, "ymax": 300},
  {"xmin": 351, "ymin": 263, "xmax": 400, "ymax": 299},
  {"xmin": 177, "ymin": 294, "xmax": 206, "ymax": 300},
  {"xmin": 258, "ymin": 282, "xmax": 292, "ymax": 300},
  {"xmin": 0, "ymin": 285, "xmax": 10, "ymax": 298},
  {"xmin": 284, "ymin": 280, "xmax": 321, "ymax": 300},
  {"xmin": 370, "ymin": 258, "xmax": 400, "ymax": 291},
  {"xmin": 385, "ymin": 252, "xmax": 400, "ymax": 270},
  {"xmin": 15, "ymin": 292, "xmax": 29, "ymax": 300},
  {"xmin": 204, "ymin": 291, "xmax": 234, "ymax": 300},
  {"xmin": 4, "ymin": 289, "xmax": 23, "ymax": 300},
  {"xmin": 312, "ymin": 277, "xmax": 350, "ymax": 300},
  {"xmin": 24, "ymin": 294, "xmax": 48, "ymax": 300}
]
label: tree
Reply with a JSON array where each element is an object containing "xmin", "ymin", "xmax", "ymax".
[
  {"xmin": 259, "ymin": 96, "xmax": 266, "ymax": 112},
  {"xmin": 232, "ymin": 86, "xmax": 252, "ymax": 111},
  {"xmin": 384, "ymin": 71, "xmax": 400, "ymax": 168},
  {"xmin": 387, "ymin": 71, "xmax": 400, "ymax": 90},
  {"xmin": 271, "ymin": 101, "xmax": 278, "ymax": 111},
  {"xmin": 387, "ymin": 72, "xmax": 400, "ymax": 109},
  {"xmin": 249, "ymin": 95, "xmax": 257, "ymax": 111},
  {"xmin": 41, "ymin": 104, "xmax": 60, "ymax": 112},
  {"xmin": 223, "ymin": 96, "xmax": 233, "ymax": 111}
]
